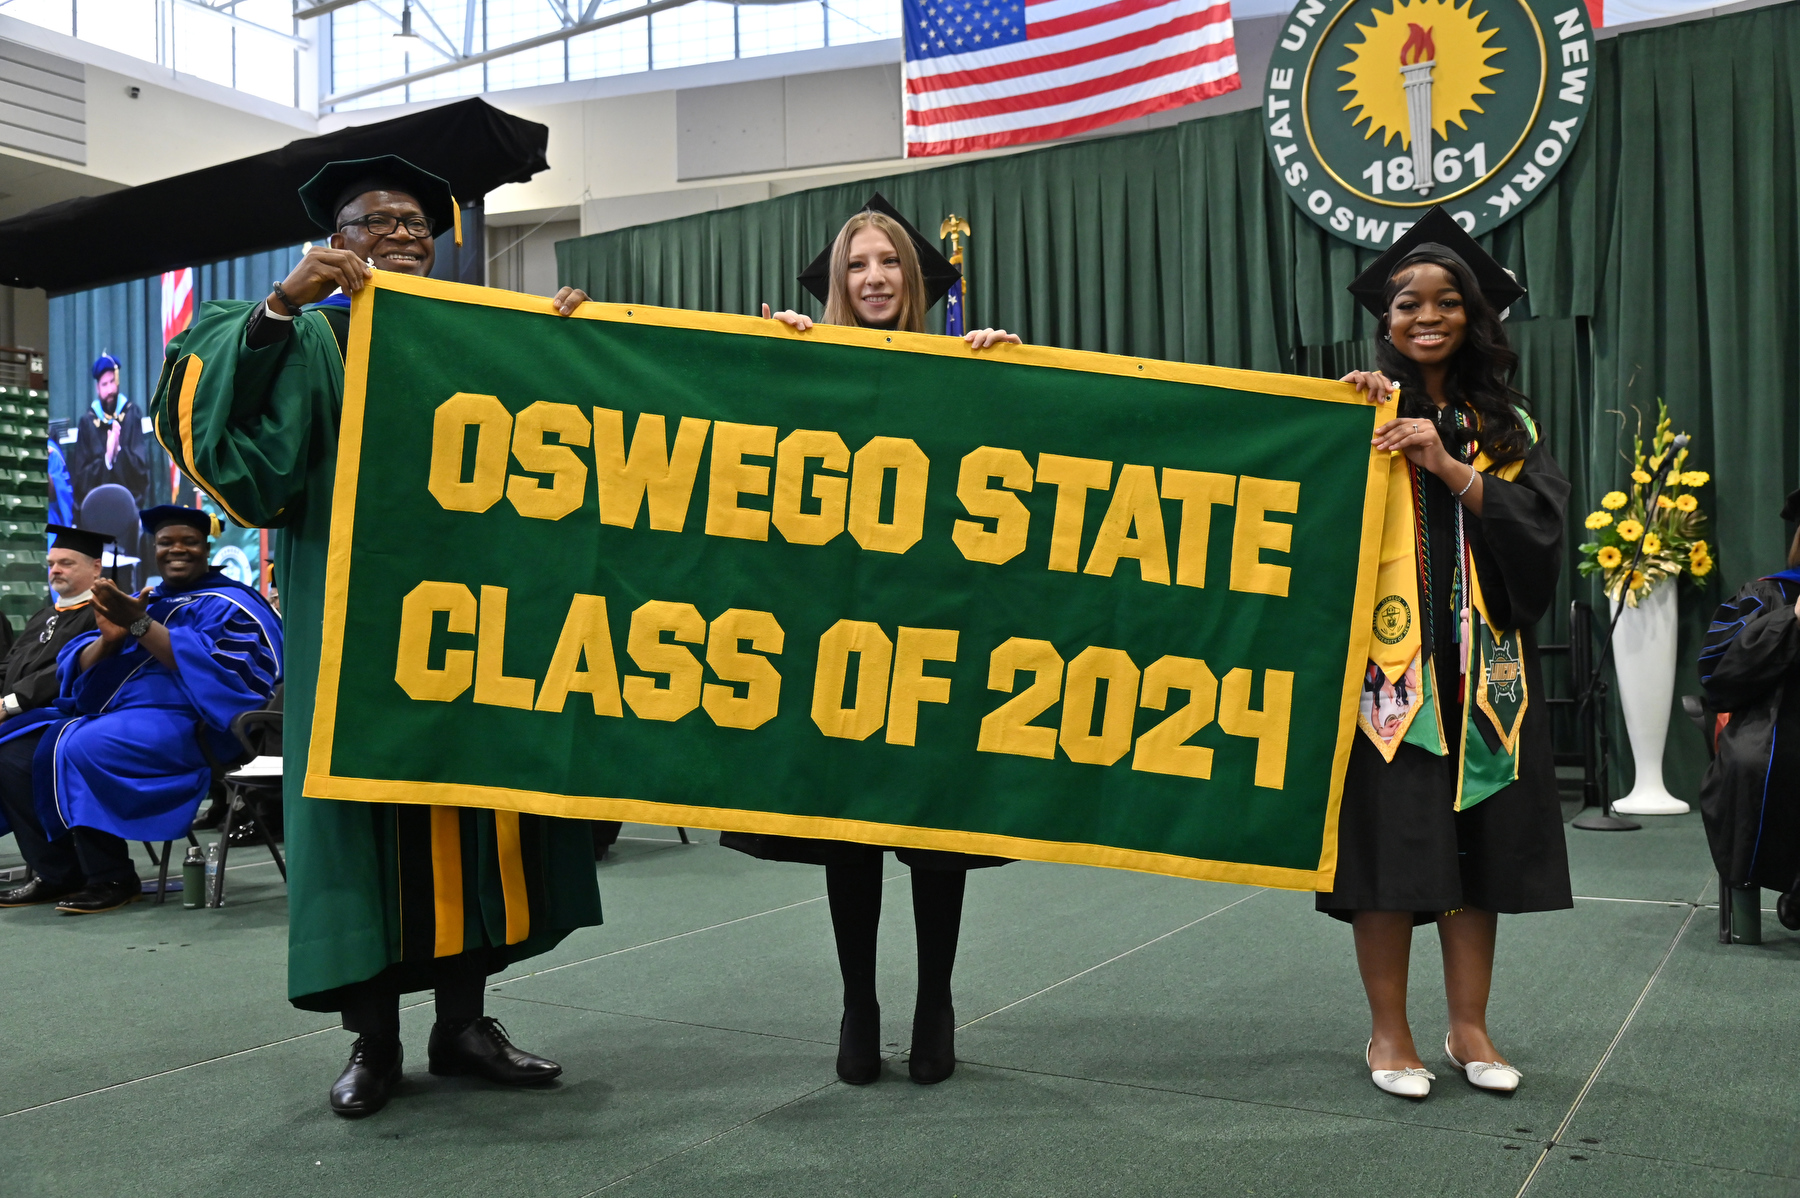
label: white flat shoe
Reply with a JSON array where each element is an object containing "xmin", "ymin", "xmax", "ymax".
[
  {"xmin": 1367, "ymin": 1040, "xmax": 1434, "ymax": 1098},
  {"xmin": 1445, "ymin": 1034, "xmax": 1522, "ymax": 1092}
]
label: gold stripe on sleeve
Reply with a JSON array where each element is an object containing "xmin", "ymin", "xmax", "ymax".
[
  {"xmin": 494, "ymin": 810, "xmax": 531, "ymax": 945},
  {"xmin": 430, "ymin": 806, "xmax": 465, "ymax": 957}
]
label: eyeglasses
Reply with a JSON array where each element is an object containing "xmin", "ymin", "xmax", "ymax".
[{"xmin": 339, "ymin": 213, "xmax": 434, "ymax": 238}]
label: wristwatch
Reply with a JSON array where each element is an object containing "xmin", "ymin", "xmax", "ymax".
[{"xmin": 128, "ymin": 614, "xmax": 153, "ymax": 638}]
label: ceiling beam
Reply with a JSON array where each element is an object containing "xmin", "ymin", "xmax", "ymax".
[{"xmin": 322, "ymin": 0, "xmax": 699, "ymax": 106}]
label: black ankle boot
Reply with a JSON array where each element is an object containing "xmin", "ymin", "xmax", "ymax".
[
  {"xmin": 330, "ymin": 1035, "xmax": 403, "ymax": 1117},
  {"xmin": 908, "ymin": 1003, "xmax": 956, "ymax": 1085},
  {"xmin": 836, "ymin": 1005, "xmax": 881, "ymax": 1085}
]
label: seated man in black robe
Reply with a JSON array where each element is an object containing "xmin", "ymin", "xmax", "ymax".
[{"xmin": 0, "ymin": 524, "xmax": 107, "ymax": 906}]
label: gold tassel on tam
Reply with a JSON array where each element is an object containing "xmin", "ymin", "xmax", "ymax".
[{"xmin": 452, "ymin": 199, "xmax": 463, "ymax": 248}]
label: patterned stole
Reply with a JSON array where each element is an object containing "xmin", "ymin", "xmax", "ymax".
[{"xmin": 1359, "ymin": 410, "xmax": 1535, "ymax": 810}]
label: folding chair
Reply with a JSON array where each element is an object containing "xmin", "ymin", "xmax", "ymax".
[{"xmin": 208, "ymin": 706, "xmax": 285, "ymax": 908}]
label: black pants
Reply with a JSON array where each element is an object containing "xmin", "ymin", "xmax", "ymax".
[
  {"xmin": 0, "ymin": 730, "xmax": 136, "ymax": 888},
  {"xmin": 339, "ymin": 953, "xmax": 487, "ymax": 1037}
]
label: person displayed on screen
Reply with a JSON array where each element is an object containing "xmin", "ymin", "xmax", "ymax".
[
  {"xmin": 1327, "ymin": 207, "xmax": 1571, "ymax": 1100},
  {"xmin": 71, "ymin": 353, "xmax": 150, "ymax": 510},
  {"xmin": 0, "ymin": 512, "xmax": 277, "ymax": 915},
  {"xmin": 1698, "ymin": 488, "xmax": 1800, "ymax": 931},
  {"xmin": 727, "ymin": 201, "xmax": 1018, "ymax": 1088},
  {"xmin": 147, "ymin": 155, "xmax": 601, "ymax": 1121}
]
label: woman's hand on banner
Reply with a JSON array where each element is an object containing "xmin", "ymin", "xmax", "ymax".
[
  {"xmin": 271, "ymin": 247, "xmax": 372, "ymax": 313},
  {"xmin": 1340, "ymin": 369, "xmax": 1396, "ymax": 405},
  {"xmin": 965, "ymin": 328, "xmax": 1021, "ymax": 350},
  {"xmin": 763, "ymin": 304, "xmax": 814, "ymax": 331},
  {"xmin": 551, "ymin": 287, "xmax": 589, "ymax": 316}
]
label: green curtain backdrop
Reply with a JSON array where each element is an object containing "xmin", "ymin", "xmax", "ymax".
[{"xmin": 560, "ymin": 3, "xmax": 1800, "ymax": 799}]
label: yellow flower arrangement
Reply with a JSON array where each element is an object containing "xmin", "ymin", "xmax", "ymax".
[{"xmin": 1581, "ymin": 400, "xmax": 1713, "ymax": 605}]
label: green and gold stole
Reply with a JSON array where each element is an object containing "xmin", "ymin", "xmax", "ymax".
[{"xmin": 1359, "ymin": 410, "xmax": 1534, "ymax": 809}]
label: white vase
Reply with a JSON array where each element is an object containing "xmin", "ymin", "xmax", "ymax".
[{"xmin": 1610, "ymin": 582, "xmax": 1690, "ymax": 815}]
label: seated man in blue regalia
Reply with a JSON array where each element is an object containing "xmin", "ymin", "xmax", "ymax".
[{"xmin": 0, "ymin": 506, "xmax": 282, "ymax": 915}]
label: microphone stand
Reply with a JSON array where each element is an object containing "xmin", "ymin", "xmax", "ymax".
[{"xmin": 1571, "ymin": 435, "xmax": 1688, "ymax": 832}]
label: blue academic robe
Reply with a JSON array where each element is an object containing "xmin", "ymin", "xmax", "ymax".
[{"xmin": 0, "ymin": 570, "xmax": 282, "ymax": 843}]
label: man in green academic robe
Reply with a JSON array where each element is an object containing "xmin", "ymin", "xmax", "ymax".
[{"xmin": 149, "ymin": 156, "xmax": 602, "ymax": 1118}]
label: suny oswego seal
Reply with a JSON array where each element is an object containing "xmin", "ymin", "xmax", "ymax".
[{"xmin": 1265, "ymin": 0, "xmax": 1595, "ymax": 249}]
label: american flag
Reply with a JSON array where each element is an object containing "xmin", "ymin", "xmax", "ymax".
[{"xmin": 903, "ymin": 0, "xmax": 1240, "ymax": 158}]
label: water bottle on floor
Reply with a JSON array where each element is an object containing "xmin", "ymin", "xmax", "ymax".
[
  {"xmin": 182, "ymin": 845, "xmax": 206, "ymax": 909},
  {"xmin": 204, "ymin": 841, "xmax": 223, "ymax": 907}
]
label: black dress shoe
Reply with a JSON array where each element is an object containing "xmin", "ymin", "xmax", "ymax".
[
  {"xmin": 191, "ymin": 801, "xmax": 226, "ymax": 831},
  {"xmin": 427, "ymin": 1017, "xmax": 561, "ymax": 1085},
  {"xmin": 0, "ymin": 876, "xmax": 83, "ymax": 907},
  {"xmin": 907, "ymin": 1003, "xmax": 956, "ymax": 1085},
  {"xmin": 836, "ymin": 1005, "xmax": 881, "ymax": 1085},
  {"xmin": 54, "ymin": 878, "xmax": 141, "ymax": 915},
  {"xmin": 227, "ymin": 815, "xmax": 264, "ymax": 847},
  {"xmin": 331, "ymin": 1035, "xmax": 403, "ymax": 1118}
]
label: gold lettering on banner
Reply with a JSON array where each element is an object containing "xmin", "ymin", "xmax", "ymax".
[
  {"xmin": 1131, "ymin": 655, "xmax": 1218, "ymax": 778},
  {"xmin": 395, "ymin": 581, "xmax": 477, "ymax": 702},
  {"xmin": 952, "ymin": 447, "xmax": 1033, "ymax": 566},
  {"xmin": 706, "ymin": 422, "xmax": 778, "ymax": 541},
  {"xmin": 535, "ymin": 593, "xmax": 623, "ymax": 716},
  {"xmin": 507, "ymin": 401, "xmax": 591, "ymax": 521},
  {"xmin": 1160, "ymin": 470, "xmax": 1236, "ymax": 589},
  {"xmin": 623, "ymin": 600, "xmax": 707, "ymax": 721},
  {"xmin": 1218, "ymin": 667, "xmax": 1294, "ymax": 788},
  {"xmin": 1084, "ymin": 464, "xmax": 1170, "ymax": 585},
  {"xmin": 847, "ymin": 437, "xmax": 930, "ymax": 554},
  {"xmin": 704, "ymin": 608, "xmax": 786, "ymax": 730},
  {"xmin": 885, "ymin": 626, "xmax": 959, "ymax": 746},
  {"xmin": 1059, "ymin": 646, "xmax": 1141, "ymax": 766},
  {"xmin": 977, "ymin": 637, "xmax": 1064, "ymax": 759},
  {"xmin": 428, "ymin": 393, "xmax": 512, "ymax": 513},
  {"xmin": 475, "ymin": 585, "xmax": 536, "ymax": 709},
  {"xmin": 593, "ymin": 409, "xmax": 711, "ymax": 531},
  {"xmin": 1036, "ymin": 454, "xmax": 1113, "ymax": 573},
  {"xmin": 811, "ymin": 619, "xmax": 893, "ymax": 740},
  {"xmin": 1230, "ymin": 477, "xmax": 1301, "ymax": 597},
  {"xmin": 771, "ymin": 429, "xmax": 850, "ymax": 546}
]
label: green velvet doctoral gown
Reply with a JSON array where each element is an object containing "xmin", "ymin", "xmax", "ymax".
[{"xmin": 149, "ymin": 297, "xmax": 602, "ymax": 1011}]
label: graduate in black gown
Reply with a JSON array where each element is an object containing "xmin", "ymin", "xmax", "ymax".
[
  {"xmin": 730, "ymin": 199, "xmax": 1018, "ymax": 1086},
  {"xmin": 1327, "ymin": 208, "xmax": 1572, "ymax": 1100},
  {"xmin": 1698, "ymin": 488, "xmax": 1800, "ymax": 929}
]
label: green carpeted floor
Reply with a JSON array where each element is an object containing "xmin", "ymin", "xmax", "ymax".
[{"xmin": 0, "ymin": 812, "xmax": 1793, "ymax": 1197}]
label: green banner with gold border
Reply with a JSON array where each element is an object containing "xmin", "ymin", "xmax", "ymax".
[{"xmin": 304, "ymin": 273, "xmax": 1394, "ymax": 891}]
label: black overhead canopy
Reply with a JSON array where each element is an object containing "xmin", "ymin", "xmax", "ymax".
[{"xmin": 0, "ymin": 97, "xmax": 549, "ymax": 294}]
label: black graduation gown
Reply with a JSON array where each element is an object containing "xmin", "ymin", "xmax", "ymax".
[
  {"xmin": 0, "ymin": 598, "xmax": 97, "ymax": 712},
  {"xmin": 1697, "ymin": 574, "xmax": 1800, "ymax": 894},
  {"xmin": 1318, "ymin": 423, "xmax": 1573, "ymax": 922},
  {"xmin": 71, "ymin": 397, "xmax": 150, "ymax": 507}
]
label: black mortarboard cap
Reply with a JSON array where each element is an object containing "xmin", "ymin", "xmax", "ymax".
[
  {"xmin": 1783, "ymin": 488, "xmax": 1800, "ymax": 523},
  {"xmin": 46, "ymin": 523, "xmax": 112, "ymax": 560},
  {"xmin": 1346, "ymin": 205, "xmax": 1526, "ymax": 319},
  {"xmin": 797, "ymin": 193, "xmax": 963, "ymax": 309},
  {"xmin": 140, "ymin": 505, "xmax": 221, "ymax": 538},
  {"xmin": 297, "ymin": 155, "xmax": 457, "ymax": 238}
]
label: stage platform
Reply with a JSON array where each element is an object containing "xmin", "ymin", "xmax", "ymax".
[{"xmin": 1, "ymin": 811, "xmax": 1793, "ymax": 1197}]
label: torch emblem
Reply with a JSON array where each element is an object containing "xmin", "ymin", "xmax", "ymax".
[{"xmin": 1399, "ymin": 24, "xmax": 1436, "ymax": 195}]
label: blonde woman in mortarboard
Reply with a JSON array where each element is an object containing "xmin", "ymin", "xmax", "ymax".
[
  {"xmin": 1330, "ymin": 207, "xmax": 1572, "ymax": 1101},
  {"xmin": 728, "ymin": 205, "xmax": 1017, "ymax": 1088}
]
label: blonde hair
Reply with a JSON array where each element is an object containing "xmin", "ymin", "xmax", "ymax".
[{"xmin": 821, "ymin": 212, "xmax": 927, "ymax": 333}]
